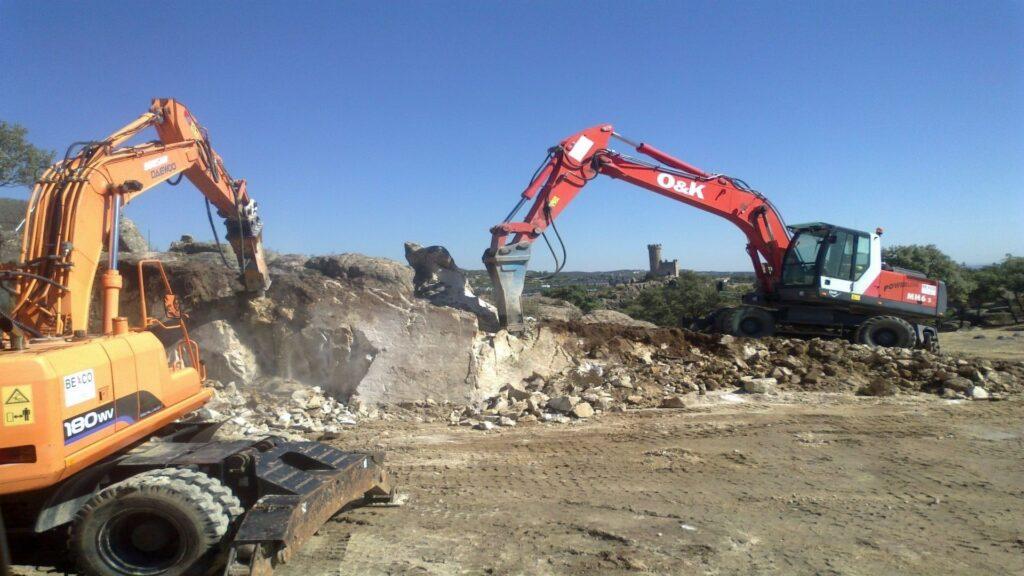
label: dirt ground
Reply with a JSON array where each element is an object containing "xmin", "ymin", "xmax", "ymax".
[
  {"xmin": 940, "ymin": 325, "xmax": 1024, "ymax": 362},
  {"xmin": 9, "ymin": 329, "xmax": 1023, "ymax": 576},
  {"xmin": 267, "ymin": 393, "xmax": 1023, "ymax": 576}
]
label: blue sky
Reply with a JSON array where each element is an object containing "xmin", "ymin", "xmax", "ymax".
[{"xmin": 1, "ymin": 1, "xmax": 1021, "ymax": 271}]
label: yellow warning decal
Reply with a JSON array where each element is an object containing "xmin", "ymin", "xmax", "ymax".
[
  {"xmin": 3, "ymin": 385, "xmax": 34, "ymax": 426},
  {"xmin": 549, "ymin": 196, "xmax": 560, "ymax": 208},
  {"xmin": 851, "ymin": 294, "xmax": 861, "ymax": 301}
]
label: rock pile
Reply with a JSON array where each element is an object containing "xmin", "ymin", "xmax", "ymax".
[
  {"xmin": 447, "ymin": 321, "xmax": 1024, "ymax": 429},
  {"xmin": 196, "ymin": 380, "xmax": 361, "ymax": 439}
]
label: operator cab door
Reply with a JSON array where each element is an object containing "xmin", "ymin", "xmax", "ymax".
[
  {"xmin": 779, "ymin": 226, "xmax": 881, "ymax": 301},
  {"xmin": 780, "ymin": 229, "xmax": 828, "ymax": 289},
  {"xmin": 818, "ymin": 230, "xmax": 878, "ymax": 297}
]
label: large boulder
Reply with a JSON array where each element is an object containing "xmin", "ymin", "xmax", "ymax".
[
  {"xmin": 305, "ymin": 253, "xmax": 414, "ymax": 294},
  {"xmin": 190, "ymin": 320, "xmax": 261, "ymax": 384},
  {"xmin": 118, "ymin": 217, "xmax": 149, "ymax": 252},
  {"xmin": 404, "ymin": 242, "xmax": 499, "ymax": 331}
]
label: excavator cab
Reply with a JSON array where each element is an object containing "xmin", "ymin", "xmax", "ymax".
[{"xmin": 779, "ymin": 223, "xmax": 878, "ymax": 295}]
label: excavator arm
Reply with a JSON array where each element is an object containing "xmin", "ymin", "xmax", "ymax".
[
  {"xmin": 485, "ymin": 124, "xmax": 791, "ymax": 330},
  {"xmin": 3, "ymin": 99, "xmax": 269, "ymax": 338}
]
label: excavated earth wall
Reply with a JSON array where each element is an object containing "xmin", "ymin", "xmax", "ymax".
[{"xmin": 114, "ymin": 249, "xmax": 572, "ymax": 406}]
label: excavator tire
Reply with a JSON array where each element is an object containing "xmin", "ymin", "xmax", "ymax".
[
  {"xmin": 711, "ymin": 307, "xmax": 736, "ymax": 334},
  {"xmin": 725, "ymin": 306, "xmax": 776, "ymax": 338},
  {"xmin": 855, "ymin": 315, "xmax": 917, "ymax": 348},
  {"xmin": 71, "ymin": 468, "xmax": 243, "ymax": 576}
]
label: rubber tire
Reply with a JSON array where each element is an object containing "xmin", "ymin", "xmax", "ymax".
[
  {"xmin": 71, "ymin": 468, "xmax": 244, "ymax": 576},
  {"xmin": 855, "ymin": 316, "xmax": 917, "ymax": 348},
  {"xmin": 711, "ymin": 307, "xmax": 736, "ymax": 334},
  {"xmin": 725, "ymin": 306, "xmax": 776, "ymax": 338}
]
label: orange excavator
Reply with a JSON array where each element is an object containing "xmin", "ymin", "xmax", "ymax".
[
  {"xmin": 485, "ymin": 125, "xmax": 946, "ymax": 348},
  {"xmin": 0, "ymin": 100, "xmax": 393, "ymax": 576}
]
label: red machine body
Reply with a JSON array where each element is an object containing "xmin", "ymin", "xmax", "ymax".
[{"xmin": 485, "ymin": 125, "xmax": 945, "ymax": 347}]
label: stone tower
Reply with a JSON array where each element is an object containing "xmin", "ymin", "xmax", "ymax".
[{"xmin": 647, "ymin": 244, "xmax": 662, "ymax": 275}]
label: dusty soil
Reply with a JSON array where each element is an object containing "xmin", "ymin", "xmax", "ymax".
[
  {"xmin": 276, "ymin": 394, "xmax": 1024, "ymax": 576},
  {"xmin": 941, "ymin": 326, "xmax": 1024, "ymax": 362},
  {"xmin": 9, "ymin": 394, "xmax": 1022, "ymax": 576},
  {"xmin": 8, "ymin": 328, "xmax": 1022, "ymax": 576}
]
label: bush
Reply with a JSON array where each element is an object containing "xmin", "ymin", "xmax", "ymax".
[
  {"xmin": 541, "ymin": 285, "xmax": 602, "ymax": 313},
  {"xmin": 620, "ymin": 271, "xmax": 727, "ymax": 327}
]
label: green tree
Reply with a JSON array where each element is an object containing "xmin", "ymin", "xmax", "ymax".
[
  {"xmin": 997, "ymin": 255, "xmax": 1024, "ymax": 322},
  {"xmin": 967, "ymin": 265, "xmax": 1006, "ymax": 320},
  {"xmin": 621, "ymin": 271, "xmax": 725, "ymax": 327},
  {"xmin": 882, "ymin": 244, "xmax": 975, "ymax": 320},
  {"xmin": 0, "ymin": 121, "xmax": 54, "ymax": 188},
  {"xmin": 541, "ymin": 285, "xmax": 602, "ymax": 313}
]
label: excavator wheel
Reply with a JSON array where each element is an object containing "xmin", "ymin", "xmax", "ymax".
[
  {"xmin": 71, "ymin": 468, "xmax": 243, "ymax": 576},
  {"xmin": 710, "ymin": 307, "xmax": 736, "ymax": 334},
  {"xmin": 725, "ymin": 306, "xmax": 776, "ymax": 338},
  {"xmin": 855, "ymin": 315, "xmax": 917, "ymax": 348}
]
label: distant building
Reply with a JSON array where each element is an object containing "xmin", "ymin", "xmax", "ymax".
[{"xmin": 646, "ymin": 244, "xmax": 679, "ymax": 278}]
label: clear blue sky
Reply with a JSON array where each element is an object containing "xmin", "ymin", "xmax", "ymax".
[{"xmin": 2, "ymin": 1, "xmax": 1021, "ymax": 271}]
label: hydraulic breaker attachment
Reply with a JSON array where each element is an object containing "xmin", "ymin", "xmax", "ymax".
[
  {"xmin": 222, "ymin": 441, "xmax": 394, "ymax": 576},
  {"xmin": 483, "ymin": 242, "xmax": 531, "ymax": 332}
]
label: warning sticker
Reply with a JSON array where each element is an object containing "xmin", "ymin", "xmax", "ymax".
[{"xmin": 3, "ymin": 385, "xmax": 34, "ymax": 426}]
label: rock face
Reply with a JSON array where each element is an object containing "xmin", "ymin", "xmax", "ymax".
[
  {"xmin": 118, "ymin": 217, "xmax": 149, "ymax": 252},
  {"xmin": 404, "ymin": 242, "xmax": 499, "ymax": 331},
  {"xmin": 116, "ymin": 250, "xmax": 570, "ymax": 406},
  {"xmin": 168, "ymin": 235, "xmax": 232, "ymax": 256},
  {"xmin": 102, "ymin": 242, "xmax": 1022, "ymax": 415},
  {"xmin": 190, "ymin": 320, "xmax": 260, "ymax": 384},
  {"xmin": 306, "ymin": 253, "xmax": 414, "ymax": 293}
]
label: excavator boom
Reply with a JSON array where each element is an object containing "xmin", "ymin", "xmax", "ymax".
[
  {"xmin": 485, "ymin": 125, "xmax": 790, "ymax": 330},
  {"xmin": 485, "ymin": 124, "xmax": 944, "ymax": 348},
  {"xmin": 4, "ymin": 98, "xmax": 269, "ymax": 339},
  {"xmin": 0, "ymin": 100, "xmax": 393, "ymax": 576}
]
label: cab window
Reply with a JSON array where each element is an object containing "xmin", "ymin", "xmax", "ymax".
[
  {"xmin": 852, "ymin": 234, "xmax": 871, "ymax": 280},
  {"xmin": 781, "ymin": 230, "xmax": 826, "ymax": 286},
  {"xmin": 822, "ymin": 230, "xmax": 856, "ymax": 279}
]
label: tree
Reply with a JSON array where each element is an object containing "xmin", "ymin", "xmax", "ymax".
[
  {"xmin": 0, "ymin": 121, "xmax": 54, "ymax": 188},
  {"xmin": 967, "ymin": 265, "xmax": 1005, "ymax": 320},
  {"xmin": 541, "ymin": 285, "xmax": 602, "ymax": 313},
  {"xmin": 882, "ymin": 244, "xmax": 975, "ymax": 321},
  {"xmin": 998, "ymin": 255, "xmax": 1024, "ymax": 322},
  {"xmin": 620, "ymin": 271, "xmax": 726, "ymax": 327}
]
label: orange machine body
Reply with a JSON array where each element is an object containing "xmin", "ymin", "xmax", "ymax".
[
  {"xmin": 0, "ymin": 99, "xmax": 266, "ymax": 498},
  {"xmin": 0, "ymin": 332, "xmax": 210, "ymax": 494}
]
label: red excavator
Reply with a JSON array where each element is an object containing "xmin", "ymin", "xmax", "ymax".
[
  {"xmin": 485, "ymin": 125, "xmax": 946, "ymax": 348},
  {"xmin": 0, "ymin": 99, "xmax": 393, "ymax": 576}
]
